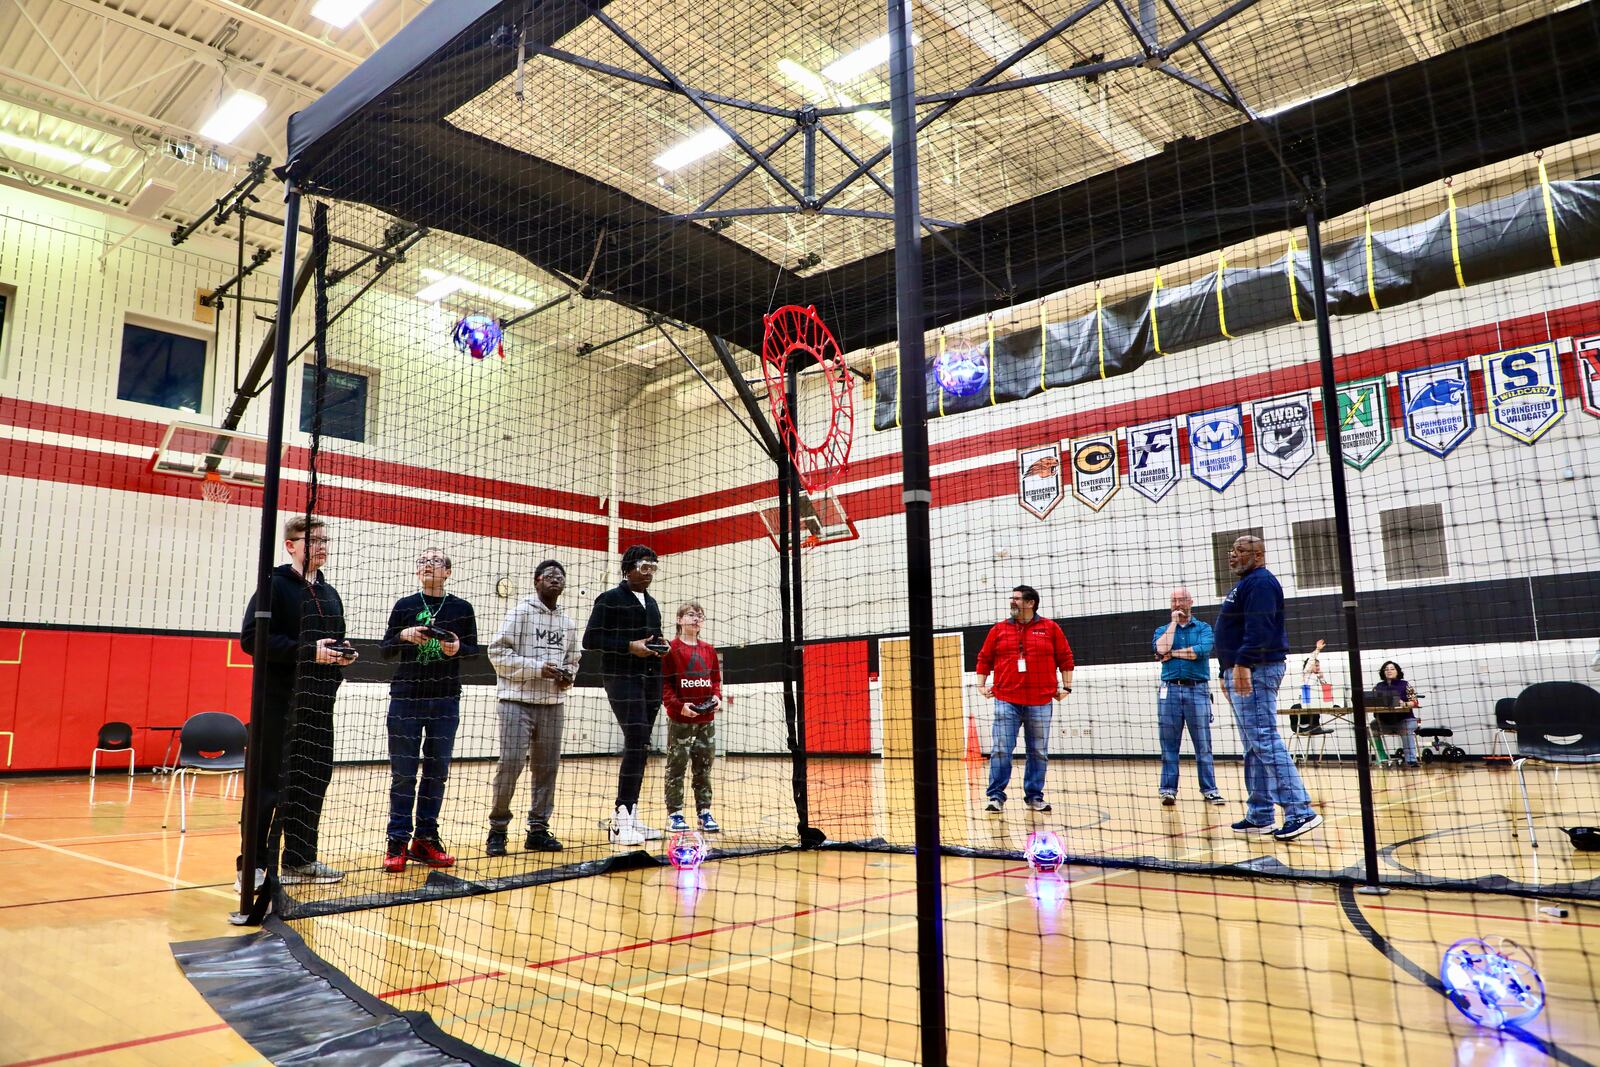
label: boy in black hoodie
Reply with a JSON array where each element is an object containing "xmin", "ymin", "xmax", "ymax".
[
  {"xmin": 238, "ymin": 515, "xmax": 355, "ymax": 886},
  {"xmin": 583, "ymin": 544, "xmax": 667, "ymax": 846}
]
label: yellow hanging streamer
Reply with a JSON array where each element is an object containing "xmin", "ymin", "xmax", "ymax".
[
  {"xmin": 1095, "ymin": 286, "xmax": 1108, "ymax": 378},
  {"xmin": 987, "ymin": 316, "xmax": 997, "ymax": 407},
  {"xmin": 1150, "ymin": 270, "xmax": 1165, "ymax": 354},
  {"xmin": 1039, "ymin": 304, "xmax": 1050, "ymax": 392},
  {"xmin": 1364, "ymin": 211, "xmax": 1381, "ymax": 311},
  {"xmin": 1446, "ymin": 185, "xmax": 1467, "ymax": 288},
  {"xmin": 936, "ymin": 330, "xmax": 947, "ymax": 418},
  {"xmin": 1538, "ymin": 157, "xmax": 1563, "ymax": 268},
  {"xmin": 1287, "ymin": 233, "xmax": 1304, "ymax": 323},
  {"xmin": 1216, "ymin": 256, "xmax": 1235, "ymax": 339}
]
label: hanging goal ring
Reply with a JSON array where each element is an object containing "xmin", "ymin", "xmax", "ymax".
[{"xmin": 760, "ymin": 305, "xmax": 854, "ymax": 494}]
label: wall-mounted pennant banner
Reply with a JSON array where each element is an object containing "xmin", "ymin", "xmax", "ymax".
[
  {"xmin": 1577, "ymin": 333, "xmax": 1600, "ymax": 419},
  {"xmin": 1069, "ymin": 433, "xmax": 1120, "ymax": 511},
  {"xmin": 1399, "ymin": 360, "xmax": 1475, "ymax": 458},
  {"xmin": 1336, "ymin": 378, "xmax": 1391, "ymax": 470},
  {"xmin": 1251, "ymin": 391, "xmax": 1316, "ymax": 480},
  {"xmin": 1481, "ymin": 343, "xmax": 1564, "ymax": 444},
  {"xmin": 1016, "ymin": 443, "xmax": 1063, "ymax": 520},
  {"xmin": 1186, "ymin": 406, "xmax": 1246, "ymax": 492},
  {"xmin": 1127, "ymin": 418, "xmax": 1181, "ymax": 502}
]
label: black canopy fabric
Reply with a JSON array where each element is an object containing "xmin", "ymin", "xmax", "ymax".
[{"xmin": 284, "ymin": 1, "xmax": 1600, "ymax": 357}]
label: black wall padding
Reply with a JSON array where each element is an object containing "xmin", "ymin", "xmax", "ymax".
[{"xmin": 874, "ymin": 180, "xmax": 1600, "ymax": 429}]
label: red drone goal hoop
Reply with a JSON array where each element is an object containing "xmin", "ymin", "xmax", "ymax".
[{"xmin": 760, "ymin": 305, "xmax": 854, "ymax": 493}]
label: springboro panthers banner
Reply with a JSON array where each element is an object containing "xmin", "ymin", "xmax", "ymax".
[{"xmin": 1399, "ymin": 360, "xmax": 1475, "ymax": 458}]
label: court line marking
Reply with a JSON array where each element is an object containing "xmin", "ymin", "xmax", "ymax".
[
  {"xmin": 325, "ymin": 913, "xmax": 920, "ymax": 1067},
  {"xmin": 0, "ymin": 1024, "xmax": 233, "ymax": 1067},
  {"xmin": 0, "ymin": 829, "xmax": 209, "ymax": 891}
]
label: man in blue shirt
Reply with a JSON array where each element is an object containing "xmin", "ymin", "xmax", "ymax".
[
  {"xmin": 1215, "ymin": 535, "xmax": 1321, "ymax": 841},
  {"xmin": 1152, "ymin": 588, "xmax": 1224, "ymax": 806}
]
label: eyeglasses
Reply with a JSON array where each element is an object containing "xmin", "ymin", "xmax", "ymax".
[
  {"xmin": 537, "ymin": 571, "xmax": 566, "ymax": 583},
  {"xmin": 634, "ymin": 561, "xmax": 659, "ymax": 574},
  {"xmin": 416, "ymin": 556, "xmax": 449, "ymax": 567},
  {"xmin": 293, "ymin": 536, "xmax": 332, "ymax": 546}
]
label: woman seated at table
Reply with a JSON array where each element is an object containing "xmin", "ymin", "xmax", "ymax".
[{"xmin": 1371, "ymin": 660, "xmax": 1422, "ymax": 767}]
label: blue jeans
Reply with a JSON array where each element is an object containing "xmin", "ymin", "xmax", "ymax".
[
  {"xmin": 1372, "ymin": 715, "xmax": 1419, "ymax": 762},
  {"xmin": 386, "ymin": 696, "xmax": 460, "ymax": 841},
  {"xmin": 1158, "ymin": 683, "xmax": 1217, "ymax": 794},
  {"xmin": 988, "ymin": 700, "xmax": 1052, "ymax": 803},
  {"xmin": 1220, "ymin": 662, "xmax": 1313, "ymax": 823}
]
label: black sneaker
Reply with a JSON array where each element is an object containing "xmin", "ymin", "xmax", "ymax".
[
  {"xmin": 525, "ymin": 829, "xmax": 564, "ymax": 852},
  {"xmin": 486, "ymin": 829, "xmax": 508, "ymax": 857},
  {"xmin": 1025, "ymin": 797, "xmax": 1052, "ymax": 812}
]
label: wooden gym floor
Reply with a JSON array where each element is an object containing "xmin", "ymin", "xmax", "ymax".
[{"xmin": 1, "ymin": 757, "xmax": 1597, "ymax": 1066}]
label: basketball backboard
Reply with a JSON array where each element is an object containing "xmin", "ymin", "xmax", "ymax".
[
  {"xmin": 756, "ymin": 487, "xmax": 858, "ymax": 551},
  {"xmin": 151, "ymin": 421, "xmax": 274, "ymax": 487}
]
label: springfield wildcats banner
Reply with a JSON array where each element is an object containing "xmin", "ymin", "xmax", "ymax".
[
  {"xmin": 1399, "ymin": 360, "xmax": 1475, "ymax": 458},
  {"xmin": 1336, "ymin": 378, "xmax": 1391, "ymax": 470},
  {"xmin": 1016, "ymin": 443, "xmax": 1064, "ymax": 520},
  {"xmin": 1069, "ymin": 433, "xmax": 1120, "ymax": 511},
  {"xmin": 1480, "ymin": 344, "xmax": 1564, "ymax": 444},
  {"xmin": 1577, "ymin": 333, "xmax": 1600, "ymax": 419},
  {"xmin": 1126, "ymin": 418, "xmax": 1181, "ymax": 502},
  {"xmin": 1251, "ymin": 392, "xmax": 1316, "ymax": 480},
  {"xmin": 1187, "ymin": 405, "xmax": 1246, "ymax": 492}
]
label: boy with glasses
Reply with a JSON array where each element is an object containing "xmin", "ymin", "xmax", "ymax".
[{"xmin": 379, "ymin": 549, "xmax": 479, "ymax": 872}]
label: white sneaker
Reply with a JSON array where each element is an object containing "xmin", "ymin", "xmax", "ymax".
[
  {"xmin": 610, "ymin": 805, "xmax": 645, "ymax": 847},
  {"xmin": 233, "ymin": 867, "xmax": 266, "ymax": 893},
  {"xmin": 629, "ymin": 805, "xmax": 663, "ymax": 841}
]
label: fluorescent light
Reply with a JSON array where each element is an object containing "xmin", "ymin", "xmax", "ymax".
[
  {"xmin": 821, "ymin": 34, "xmax": 916, "ymax": 83},
  {"xmin": 0, "ymin": 130, "xmax": 112, "ymax": 173},
  {"xmin": 199, "ymin": 90, "xmax": 268, "ymax": 145},
  {"xmin": 1256, "ymin": 81, "xmax": 1352, "ymax": 120},
  {"xmin": 310, "ymin": 0, "xmax": 375, "ymax": 29},
  {"xmin": 127, "ymin": 180, "xmax": 178, "ymax": 216},
  {"xmin": 653, "ymin": 127, "xmax": 733, "ymax": 171},
  {"xmin": 417, "ymin": 268, "xmax": 537, "ymax": 310},
  {"xmin": 776, "ymin": 61, "xmax": 892, "ymax": 140}
]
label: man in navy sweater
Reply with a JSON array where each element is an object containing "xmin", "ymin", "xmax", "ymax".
[
  {"xmin": 1214, "ymin": 535, "xmax": 1321, "ymax": 841},
  {"xmin": 583, "ymin": 544, "xmax": 667, "ymax": 846}
]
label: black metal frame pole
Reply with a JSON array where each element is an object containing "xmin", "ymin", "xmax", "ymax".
[
  {"xmin": 1304, "ymin": 195, "xmax": 1383, "ymax": 893},
  {"xmin": 774, "ymin": 412, "xmax": 804, "ymax": 836},
  {"xmin": 887, "ymin": 0, "xmax": 948, "ymax": 1062},
  {"xmin": 785, "ymin": 365, "xmax": 814, "ymax": 839},
  {"xmin": 234, "ymin": 182, "xmax": 301, "ymax": 923}
]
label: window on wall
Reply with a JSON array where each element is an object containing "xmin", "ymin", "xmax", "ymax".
[
  {"xmin": 300, "ymin": 364, "xmax": 371, "ymax": 443},
  {"xmin": 117, "ymin": 321, "xmax": 209, "ymax": 412},
  {"xmin": 1211, "ymin": 527, "xmax": 1265, "ymax": 596},
  {"xmin": 1292, "ymin": 518, "xmax": 1341, "ymax": 589},
  {"xmin": 1381, "ymin": 504, "xmax": 1449, "ymax": 581}
]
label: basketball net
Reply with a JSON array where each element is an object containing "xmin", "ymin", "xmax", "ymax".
[{"xmin": 200, "ymin": 470, "xmax": 232, "ymax": 505}]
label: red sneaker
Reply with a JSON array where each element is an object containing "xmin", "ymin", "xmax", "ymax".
[
  {"xmin": 408, "ymin": 836, "xmax": 455, "ymax": 868},
  {"xmin": 383, "ymin": 840, "xmax": 407, "ymax": 873}
]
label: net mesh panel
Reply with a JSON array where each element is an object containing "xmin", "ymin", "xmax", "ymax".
[{"xmin": 268, "ymin": 0, "xmax": 1600, "ymax": 1062}]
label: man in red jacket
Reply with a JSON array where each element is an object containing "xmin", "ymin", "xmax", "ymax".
[{"xmin": 975, "ymin": 585, "xmax": 1074, "ymax": 813}]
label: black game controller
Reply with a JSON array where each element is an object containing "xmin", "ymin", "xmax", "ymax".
[
  {"xmin": 330, "ymin": 642, "xmax": 358, "ymax": 660},
  {"xmin": 644, "ymin": 636, "xmax": 670, "ymax": 656},
  {"xmin": 421, "ymin": 626, "xmax": 456, "ymax": 641},
  {"xmin": 689, "ymin": 696, "xmax": 718, "ymax": 715}
]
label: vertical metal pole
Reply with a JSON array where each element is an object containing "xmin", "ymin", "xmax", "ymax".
[
  {"xmin": 235, "ymin": 182, "xmax": 301, "ymax": 922},
  {"xmin": 786, "ymin": 365, "xmax": 813, "ymax": 835},
  {"xmin": 1304, "ymin": 196, "xmax": 1383, "ymax": 892},
  {"xmin": 775, "ymin": 402, "xmax": 804, "ymax": 835},
  {"xmin": 887, "ymin": 0, "xmax": 948, "ymax": 1061}
]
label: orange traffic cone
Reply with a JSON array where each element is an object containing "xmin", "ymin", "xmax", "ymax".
[{"xmin": 964, "ymin": 714, "xmax": 984, "ymax": 762}]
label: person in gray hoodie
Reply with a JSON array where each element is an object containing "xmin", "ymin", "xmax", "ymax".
[{"xmin": 485, "ymin": 560, "xmax": 581, "ymax": 853}]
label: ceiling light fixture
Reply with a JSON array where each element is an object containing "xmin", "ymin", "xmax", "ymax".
[
  {"xmin": 653, "ymin": 127, "xmax": 734, "ymax": 171},
  {"xmin": 822, "ymin": 34, "xmax": 915, "ymax": 84},
  {"xmin": 310, "ymin": 0, "xmax": 376, "ymax": 29},
  {"xmin": 199, "ymin": 90, "xmax": 268, "ymax": 145},
  {"xmin": 776, "ymin": 61, "xmax": 892, "ymax": 140},
  {"xmin": 417, "ymin": 268, "xmax": 537, "ymax": 310},
  {"xmin": 0, "ymin": 130, "xmax": 113, "ymax": 173}
]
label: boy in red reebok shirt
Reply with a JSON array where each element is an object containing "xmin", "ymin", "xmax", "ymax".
[
  {"xmin": 662, "ymin": 602, "xmax": 723, "ymax": 833},
  {"xmin": 975, "ymin": 584, "xmax": 1074, "ymax": 813}
]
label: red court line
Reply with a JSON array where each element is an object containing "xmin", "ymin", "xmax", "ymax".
[
  {"xmin": 0, "ymin": 1024, "xmax": 232, "ymax": 1067},
  {"xmin": 0, "ymin": 882, "xmax": 231, "ymax": 911}
]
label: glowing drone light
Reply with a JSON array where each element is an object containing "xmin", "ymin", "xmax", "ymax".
[
  {"xmin": 1025, "ymin": 830, "xmax": 1066, "ymax": 874},
  {"xmin": 1440, "ymin": 937, "xmax": 1545, "ymax": 1030},
  {"xmin": 668, "ymin": 830, "xmax": 707, "ymax": 871},
  {"xmin": 452, "ymin": 313, "xmax": 504, "ymax": 360}
]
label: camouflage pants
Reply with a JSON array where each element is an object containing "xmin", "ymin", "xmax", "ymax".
[{"xmin": 664, "ymin": 720, "xmax": 716, "ymax": 814}]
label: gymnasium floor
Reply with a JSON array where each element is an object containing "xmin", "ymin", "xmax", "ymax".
[{"xmin": 1, "ymin": 759, "xmax": 1597, "ymax": 1066}]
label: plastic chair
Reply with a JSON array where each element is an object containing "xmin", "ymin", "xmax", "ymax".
[
  {"xmin": 161, "ymin": 713, "xmax": 247, "ymax": 833},
  {"xmin": 1486, "ymin": 697, "xmax": 1517, "ymax": 763},
  {"xmin": 1286, "ymin": 705, "xmax": 1335, "ymax": 762},
  {"xmin": 90, "ymin": 721, "xmax": 136, "ymax": 777},
  {"xmin": 1512, "ymin": 682, "xmax": 1600, "ymax": 848}
]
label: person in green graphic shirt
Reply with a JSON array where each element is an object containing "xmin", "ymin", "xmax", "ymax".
[{"xmin": 380, "ymin": 548, "xmax": 479, "ymax": 873}]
